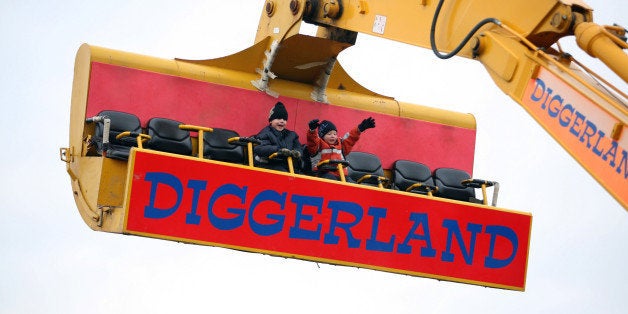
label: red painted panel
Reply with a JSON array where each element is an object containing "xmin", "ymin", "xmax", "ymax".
[
  {"xmin": 125, "ymin": 150, "xmax": 531, "ymax": 290},
  {"xmin": 87, "ymin": 62, "xmax": 476, "ymax": 173}
]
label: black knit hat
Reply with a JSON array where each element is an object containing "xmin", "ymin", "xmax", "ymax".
[
  {"xmin": 268, "ymin": 102, "xmax": 288, "ymax": 122},
  {"xmin": 318, "ymin": 120, "xmax": 337, "ymax": 138}
]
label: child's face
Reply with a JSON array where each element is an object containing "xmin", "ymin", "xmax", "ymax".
[
  {"xmin": 270, "ymin": 118, "xmax": 287, "ymax": 131},
  {"xmin": 323, "ymin": 130, "xmax": 338, "ymax": 145}
]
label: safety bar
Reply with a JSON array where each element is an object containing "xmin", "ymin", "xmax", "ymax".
[
  {"xmin": 116, "ymin": 131, "xmax": 151, "ymax": 148},
  {"xmin": 356, "ymin": 174, "xmax": 390, "ymax": 189},
  {"xmin": 405, "ymin": 183, "xmax": 438, "ymax": 197},
  {"xmin": 228, "ymin": 136, "xmax": 261, "ymax": 167},
  {"xmin": 85, "ymin": 115, "xmax": 111, "ymax": 155},
  {"xmin": 268, "ymin": 149, "xmax": 302, "ymax": 174},
  {"xmin": 179, "ymin": 124, "xmax": 214, "ymax": 158},
  {"xmin": 462, "ymin": 179, "xmax": 500, "ymax": 206},
  {"xmin": 317, "ymin": 159, "xmax": 349, "ymax": 182}
]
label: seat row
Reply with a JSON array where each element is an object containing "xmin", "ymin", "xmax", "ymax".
[
  {"xmin": 88, "ymin": 110, "xmax": 255, "ymax": 164},
  {"xmin": 392, "ymin": 159, "xmax": 499, "ymax": 205},
  {"xmin": 87, "ymin": 110, "xmax": 498, "ymax": 205},
  {"xmin": 310, "ymin": 150, "xmax": 498, "ymax": 206}
]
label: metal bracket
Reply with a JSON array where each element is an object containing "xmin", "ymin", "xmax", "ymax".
[
  {"xmin": 611, "ymin": 123, "xmax": 624, "ymax": 141},
  {"xmin": 59, "ymin": 146, "xmax": 74, "ymax": 163},
  {"xmin": 252, "ymin": 40, "xmax": 280, "ymax": 98},
  {"xmin": 95, "ymin": 205, "xmax": 116, "ymax": 227},
  {"xmin": 311, "ymin": 57, "xmax": 337, "ymax": 103}
]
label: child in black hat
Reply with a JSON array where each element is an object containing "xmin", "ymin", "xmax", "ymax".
[
  {"xmin": 306, "ymin": 117, "xmax": 376, "ymax": 181},
  {"xmin": 253, "ymin": 102, "xmax": 303, "ymax": 173}
]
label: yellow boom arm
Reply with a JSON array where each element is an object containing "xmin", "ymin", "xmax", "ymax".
[{"xmin": 248, "ymin": 0, "xmax": 627, "ymax": 210}]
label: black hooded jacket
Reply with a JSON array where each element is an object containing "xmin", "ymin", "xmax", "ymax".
[{"xmin": 253, "ymin": 125, "xmax": 303, "ymax": 170}]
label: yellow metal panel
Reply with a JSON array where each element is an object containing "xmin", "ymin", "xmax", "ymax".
[
  {"xmin": 575, "ymin": 22, "xmax": 628, "ymax": 83},
  {"xmin": 302, "ymin": 0, "xmax": 568, "ymax": 56},
  {"xmin": 475, "ymin": 32, "xmax": 519, "ymax": 82},
  {"xmin": 97, "ymin": 157, "xmax": 129, "ymax": 208},
  {"xmin": 255, "ymin": 0, "xmax": 305, "ymax": 44}
]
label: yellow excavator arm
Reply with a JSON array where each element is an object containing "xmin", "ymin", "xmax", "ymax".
[{"xmin": 246, "ymin": 0, "xmax": 628, "ymax": 210}]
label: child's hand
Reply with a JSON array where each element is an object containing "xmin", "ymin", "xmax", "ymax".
[
  {"xmin": 308, "ymin": 119, "xmax": 320, "ymax": 130},
  {"xmin": 278, "ymin": 148, "xmax": 292, "ymax": 157},
  {"xmin": 358, "ymin": 117, "xmax": 376, "ymax": 132}
]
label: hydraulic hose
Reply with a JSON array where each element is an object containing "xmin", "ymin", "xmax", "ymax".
[{"xmin": 430, "ymin": 0, "xmax": 501, "ymax": 59}]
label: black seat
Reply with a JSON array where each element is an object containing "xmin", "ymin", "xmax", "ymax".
[
  {"xmin": 346, "ymin": 151, "xmax": 389, "ymax": 188},
  {"xmin": 91, "ymin": 110, "xmax": 142, "ymax": 160},
  {"xmin": 433, "ymin": 168, "xmax": 478, "ymax": 202},
  {"xmin": 300, "ymin": 144, "xmax": 314, "ymax": 175},
  {"xmin": 392, "ymin": 160, "xmax": 436, "ymax": 195},
  {"xmin": 145, "ymin": 117, "xmax": 192, "ymax": 155},
  {"xmin": 203, "ymin": 128, "xmax": 245, "ymax": 164}
]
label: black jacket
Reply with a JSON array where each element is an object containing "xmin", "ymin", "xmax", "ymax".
[{"xmin": 254, "ymin": 125, "xmax": 303, "ymax": 171}]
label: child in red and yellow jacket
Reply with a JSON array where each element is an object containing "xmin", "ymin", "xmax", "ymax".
[{"xmin": 306, "ymin": 117, "xmax": 375, "ymax": 181}]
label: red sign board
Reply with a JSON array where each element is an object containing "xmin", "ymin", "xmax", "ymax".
[{"xmin": 124, "ymin": 150, "xmax": 532, "ymax": 291}]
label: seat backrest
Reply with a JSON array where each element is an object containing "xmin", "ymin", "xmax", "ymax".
[
  {"xmin": 392, "ymin": 160, "xmax": 434, "ymax": 193},
  {"xmin": 203, "ymin": 128, "xmax": 245, "ymax": 164},
  {"xmin": 433, "ymin": 168, "xmax": 476, "ymax": 202},
  {"xmin": 93, "ymin": 110, "xmax": 142, "ymax": 160},
  {"xmin": 346, "ymin": 151, "xmax": 385, "ymax": 186},
  {"xmin": 146, "ymin": 117, "xmax": 192, "ymax": 155},
  {"xmin": 299, "ymin": 144, "xmax": 314, "ymax": 175}
]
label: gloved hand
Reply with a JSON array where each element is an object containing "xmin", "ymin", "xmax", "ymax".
[
  {"xmin": 291, "ymin": 150, "xmax": 302, "ymax": 159},
  {"xmin": 308, "ymin": 119, "xmax": 320, "ymax": 131},
  {"xmin": 278, "ymin": 148, "xmax": 292, "ymax": 157},
  {"xmin": 358, "ymin": 117, "xmax": 376, "ymax": 132}
]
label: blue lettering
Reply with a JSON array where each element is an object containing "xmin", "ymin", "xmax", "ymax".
[
  {"xmin": 547, "ymin": 95, "xmax": 563, "ymax": 118},
  {"xmin": 289, "ymin": 195, "xmax": 323, "ymax": 240},
  {"xmin": 530, "ymin": 78, "xmax": 545, "ymax": 103},
  {"xmin": 531, "ymin": 79, "xmax": 627, "ymax": 186},
  {"xmin": 208, "ymin": 183, "xmax": 247, "ymax": 230},
  {"xmin": 185, "ymin": 179, "xmax": 207, "ymax": 225},
  {"xmin": 323, "ymin": 201, "xmax": 363, "ymax": 248},
  {"xmin": 441, "ymin": 220, "xmax": 482, "ymax": 265},
  {"xmin": 558, "ymin": 103, "xmax": 574, "ymax": 127},
  {"xmin": 144, "ymin": 172, "xmax": 183, "ymax": 219},
  {"xmin": 569, "ymin": 111, "xmax": 586, "ymax": 137},
  {"xmin": 248, "ymin": 190, "xmax": 286, "ymax": 236},
  {"xmin": 541, "ymin": 87, "xmax": 554, "ymax": 109},
  {"xmin": 592, "ymin": 130, "xmax": 606, "ymax": 156},
  {"xmin": 365, "ymin": 207, "xmax": 395, "ymax": 252},
  {"xmin": 603, "ymin": 141, "xmax": 618, "ymax": 165},
  {"xmin": 579, "ymin": 120, "xmax": 598, "ymax": 148},
  {"xmin": 484, "ymin": 225, "xmax": 518, "ymax": 268},
  {"xmin": 617, "ymin": 149, "xmax": 628, "ymax": 179},
  {"xmin": 397, "ymin": 213, "xmax": 436, "ymax": 257}
]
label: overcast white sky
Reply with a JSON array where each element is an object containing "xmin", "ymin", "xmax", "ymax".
[{"xmin": 1, "ymin": 1, "xmax": 627, "ymax": 313}]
